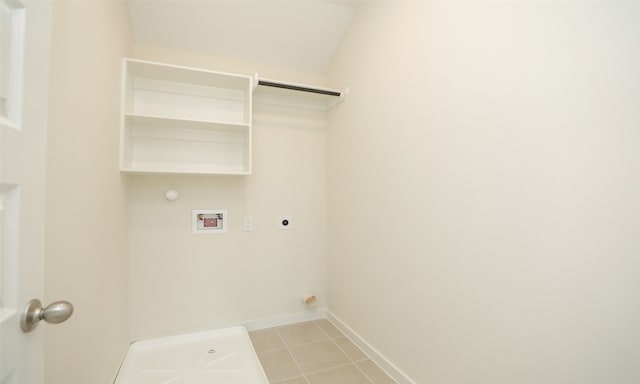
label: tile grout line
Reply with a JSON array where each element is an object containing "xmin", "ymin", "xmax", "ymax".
[
  {"xmin": 313, "ymin": 320, "xmax": 377, "ymax": 384},
  {"xmin": 274, "ymin": 326, "xmax": 312, "ymax": 384},
  {"xmin": 299, "ymin": 361, "xmax": 360, "ymax": 377},
  {"xmin": 319, "ymin": 318, "xmax": 398, "ymax": 384},
  {"xmin": 271, "ymin": 337, "xmax": 340, "ymax": 350},
  {"xmin": 271, "ymin": 376, "xmax": 307, "ymax": 384},
  {"xmin": 324, "ymin": 317, "xmax": 401, "ymax": 384}
]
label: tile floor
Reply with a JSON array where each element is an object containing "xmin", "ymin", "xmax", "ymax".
[{"xmin": 249, "ymin": 319, "xmax": 397, "ymax": 384}]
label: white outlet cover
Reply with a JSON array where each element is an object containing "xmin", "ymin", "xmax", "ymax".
[{"xmin": 243, "ymin": 216, "xmax": 254, "ymax": 232}]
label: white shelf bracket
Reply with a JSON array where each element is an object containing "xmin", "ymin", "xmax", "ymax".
[{"xmin": 253, "ymin": 73, "xmax": 260, "ymax": 92}]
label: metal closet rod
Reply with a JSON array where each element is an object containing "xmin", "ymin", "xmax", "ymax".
[{"xmin": 257, "ymin": 80, "xmax": 342, "ymax": 97}]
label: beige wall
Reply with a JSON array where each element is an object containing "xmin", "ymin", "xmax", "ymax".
[
  {"xmin": 328, "ymin": 2, "xmax": 640, "ymax": 383},
  {"xmin": 44, "ymin": 18, "xmax": 329, "ymax": 381},
  {"xmin": 44, "ymin": 2, "xmax": 131, "ymax": 383},
  {"xmin": 127, "ymin": 45, "xmax": 328, "ymax": 340}
]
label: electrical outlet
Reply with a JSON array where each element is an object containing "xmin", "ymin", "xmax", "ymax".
[
  {"xmin": 243, "ymin": 217, "xmax": 254, "ymax": 232},
  {"xmin": 278, "ymin": 216, "xmax": 292, "ymax": 230}
]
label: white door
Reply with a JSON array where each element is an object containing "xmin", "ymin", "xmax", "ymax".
[{"xmin": 1, "ymin": 1, "xmax": 54, "ymax": 383}]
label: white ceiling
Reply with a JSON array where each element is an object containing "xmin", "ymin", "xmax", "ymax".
[{"xmin": 126, "ymin": 0, "xmax": 358, "ymax": 74}]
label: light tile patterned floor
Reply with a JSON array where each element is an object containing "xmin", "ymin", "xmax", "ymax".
[{"xmin": 249, "ymin": 319, "xmax": 397, "ymax": 384}]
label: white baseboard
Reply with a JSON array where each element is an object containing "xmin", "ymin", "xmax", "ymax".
[
  {"xmin": 327, "ymin": 311, "xmax": 417, "ymax": 384},
  {"xmin": 241, "ymin": 308, "xmax": 328, "ymax": 331}
]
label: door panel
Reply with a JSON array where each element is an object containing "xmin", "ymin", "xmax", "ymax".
[{"xmin": 0, "ymin": 1, "xmax": 52, "ymax": 383}]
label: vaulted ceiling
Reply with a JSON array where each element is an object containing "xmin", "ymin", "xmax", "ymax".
[{"xmin": 126, "ymin": 0, "xmax": 358, "ymax": 74}]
